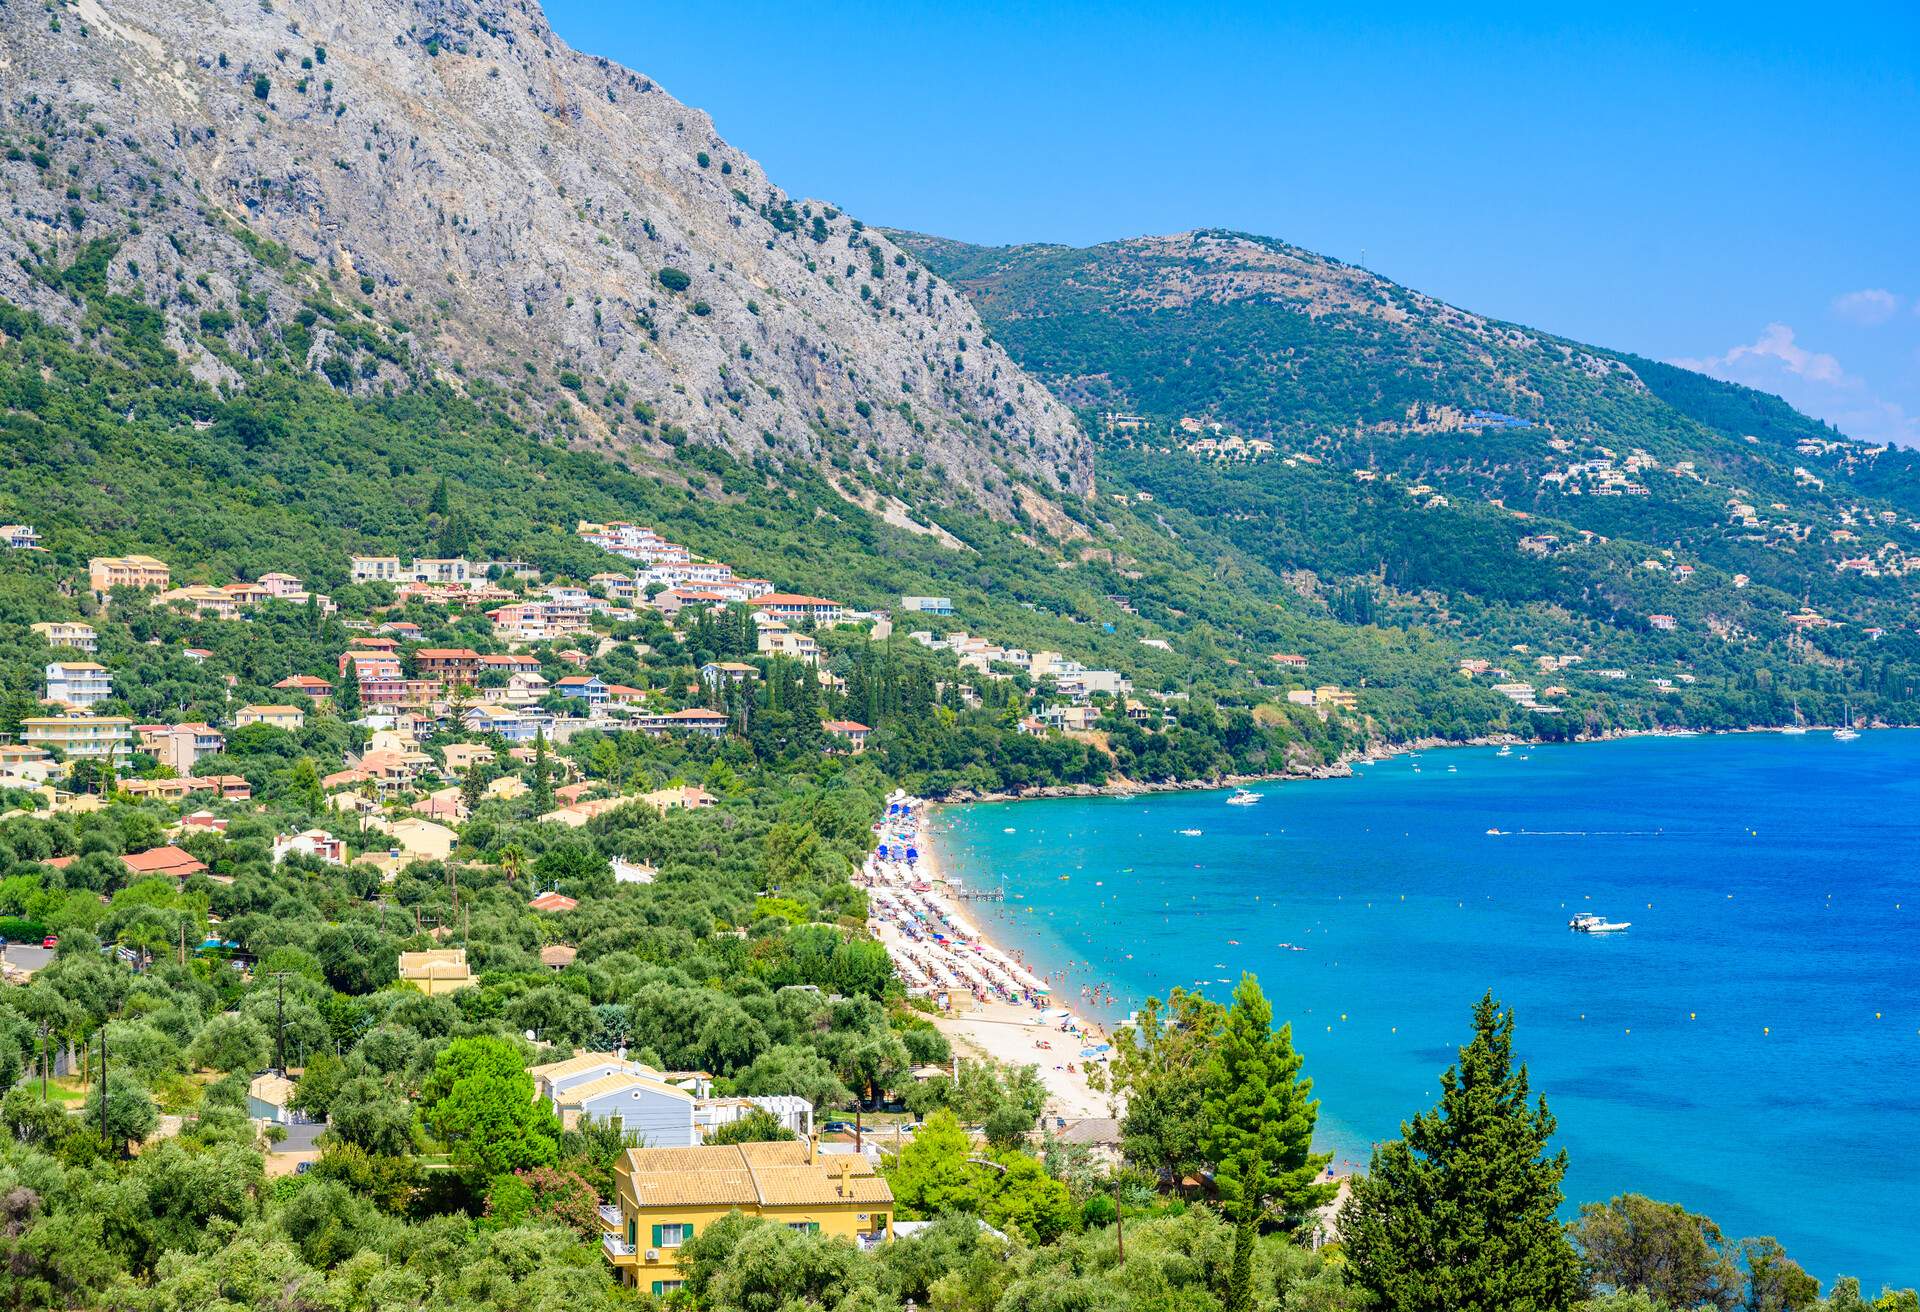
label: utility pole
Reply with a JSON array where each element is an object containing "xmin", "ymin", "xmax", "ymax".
[
  {"xmin": 38, "ymin": 1021, "xmax": 49, "ymax": 1102},
  {"xmin": 99, "ymin": 1027, "xmax": 109, "ymax": 1146},
  {"xmin": 1115, "ymin": 1179, "xmax": 1125, "ymax": 1262},
  {"xmin": 272, "ymin": 971, "xmax": 288, "ymax": 1073}
]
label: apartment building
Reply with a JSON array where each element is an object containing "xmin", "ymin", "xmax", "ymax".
[
  {"xmin": 30, "ymin": 621, "xmax": 97, "ymax": 653},
  {"xmin": 22, "ymin": 715, "xmax": 134, "ymax": 764},
  {"xmin": 44, "ymin": 661, "xmax": 113, "ymax": 708},
  {"xmin": 89, "ymin": 554, "xmax": 171, "ymax": 594}
]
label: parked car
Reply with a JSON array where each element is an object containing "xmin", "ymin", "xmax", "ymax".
[{"xmin": 41, "ymin": 935, "xmax": 58, "ymax": 949}]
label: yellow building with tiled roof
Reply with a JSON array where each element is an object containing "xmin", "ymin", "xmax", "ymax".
[{"xmin": 604, "ymin": 1139, "xmax": 892, "ymax": 1292}]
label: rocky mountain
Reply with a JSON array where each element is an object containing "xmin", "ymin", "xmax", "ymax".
[
  {"xmin": 897, "ymin": 228, "xmax": 1920, "ymax": 708},
  {"xmin": 0, "ymin": 0, "xmax": 1090, "ymax": 515}
]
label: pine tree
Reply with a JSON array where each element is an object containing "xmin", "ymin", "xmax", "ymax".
[
  {"xmin": 291, "ymin": 757, "xmax": 324, "ymax": 815},
  {"xmin": 529, "ymin": 730, "xmax": 553, "ymax": 815},
  {"xmin": 1342, "ymin": 991, "xmax": 1583, "ymax": 1312},
  {"xmin": 1201, "ymin": 974, "xmax": 1334, "ymax": 1312}
]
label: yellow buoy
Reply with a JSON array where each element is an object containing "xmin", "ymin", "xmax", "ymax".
[
  {"xmin": 1764, "ymin": 1027, "xmax": 1771, "ymax": 1035},
  {"xmin": 1689, "ymin": 1012, "xmax": 1696, "ymax": 1020}
]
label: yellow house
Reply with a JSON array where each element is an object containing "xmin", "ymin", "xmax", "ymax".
[
  {"xmin": 396, "ymin": 949, "xmax": 474, "ymax": 995},
  {"xmin": 22, "ymin": 715, "xmax": 134, "ymax": 764},
  {"xmin": 89, "ymin": 554, "xmax": 170, "ymax": 594},
  {"xmin": 604, "ymin": 1140, "xmax": 892, "ymax": 1292},
  {"xmin": 236, "ymin": 704, "xmax": 306, "ymax": 730}
]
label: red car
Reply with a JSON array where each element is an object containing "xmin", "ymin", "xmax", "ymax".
[{"xmin": 41, "ymin": 935, "xmax": 57, "ymax": 949}]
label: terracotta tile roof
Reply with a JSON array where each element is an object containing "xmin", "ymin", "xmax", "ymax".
[
  {"xmin": 750, "ymin": 593, "xmax": 841, "ymax": 607},
  {"xmin": 619, "ymin": 1140, "xmax": 892, "ymax": 1211},
  {"xmin": 528, "ymin": 891, "xmax": 579, "ymax": 912},
  {"xmin": 120, "ymin": 846, "xmax": 207, "ymax": 877}
]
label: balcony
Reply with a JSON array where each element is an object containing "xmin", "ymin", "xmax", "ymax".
[
  {"xmin": 597, "ymin": 1203, "xmax": 622, "ymax": 1229},
  {"xmin": 602, "ymin": 1233, "xmax": 636, "ymax": 1259}
]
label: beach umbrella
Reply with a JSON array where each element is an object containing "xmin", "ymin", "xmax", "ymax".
[
  {"xmin": 906, "ymin": 847, "xmax": 918, "ymax": 862},
  {"xmin": 877, "ymin": 844, "xmax": 889, "ymax": 858}
]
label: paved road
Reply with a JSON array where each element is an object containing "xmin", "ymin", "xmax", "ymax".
[{"xmin": 0, "ymin": 944, "xmax": 54, "ymax": 973}]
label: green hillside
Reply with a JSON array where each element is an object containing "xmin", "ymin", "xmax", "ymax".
[{"xmin": 895, "ymin": 229, "xmax": 1920, "ymax": 728}]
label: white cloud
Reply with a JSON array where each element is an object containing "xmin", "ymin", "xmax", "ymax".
[
  {"xmin": 1673, "ymin": 322, "xmax": 1920, "ymax": 448},
  {"xmin": 1830, "ymin": 288, "xmax": 1900, "ymax": 326},
  {"xmin": 1677, "ymin": 322, "xmax": 1848, "ymax": 385}
]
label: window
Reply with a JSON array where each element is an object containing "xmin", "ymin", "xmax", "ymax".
[
  {"xmin": 651, "ymin": 1281, "xmax": 684, "ymax": 1296},
  {"xmin": 786, "ymin": 1221, "xmax": 822, "ymax": 1234},
  {"xmin": 652, "ymin": 1222, "xmax": 693, "ymax": 1247}
]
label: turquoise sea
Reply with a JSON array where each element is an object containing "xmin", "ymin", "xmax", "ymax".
[{"xmin": 934, "ymin": 731, "xmax": 1920, "ymax": 1287}]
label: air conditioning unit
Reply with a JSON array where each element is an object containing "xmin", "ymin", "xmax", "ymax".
[{"xmin": 646, "ymin": 1249, "xmax": 659, "ymax": 1261}]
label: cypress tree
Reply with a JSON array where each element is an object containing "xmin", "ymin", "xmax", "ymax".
[
  {"xmin": 1202, "ymin": 974, "xmax": 1335, "ymax": 1312},
  {"xmin": 1342, "ymin": 991, "xmax": 1583, "ymax": 1312}
]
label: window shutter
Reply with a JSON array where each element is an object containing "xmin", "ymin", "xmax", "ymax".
[
  {"xmin": 628, "ymin": 1219, "xmax": 637, "ymax": 1247},
  {"xmin": 809, "ymin": 1221, "xmax": 820, "ymax": 1234},
  {"xmin": 685, "ymin": 1223, "xmax": 695, "ymax": 1240},
  {"xmin": 651, "ymin": 1223, "xmax": 662, "ymax": 1247},
  {"xmin": 652, "ymin": 1281, "xmax": 664, "ymax": 1296}
]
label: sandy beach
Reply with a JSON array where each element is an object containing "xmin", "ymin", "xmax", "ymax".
[{"xmin": 864, "ymin": 792, "xmax": 1115, "ymax": 1126}]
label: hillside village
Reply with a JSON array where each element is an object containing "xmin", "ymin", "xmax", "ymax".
[{"xmin": 0, "ymin": 518, "xmax": 1282, "ymax": 868}]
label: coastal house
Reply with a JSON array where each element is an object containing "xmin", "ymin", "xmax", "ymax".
[
  {"xmin": 3, "ymin": 524, "xmax": 43, "ymax": 550},
  {"xmin": 236, "ymin": 704, "xmax": 305, "ymax": 731},
  {"xmin": 22, "ymin": 715, "xmax": 133, "ymax": 765},
  {"xmin": 414, "ymin": 648, "xmax": 483, "ymax": 689},
  {"xmin": 31, "ymin": 622, "xmax": 97, "ymax": 653},
  {"xmin": 638, "ymin": 785, "xmax": 715, "ymax": 813},
  {"xmin": 152, "ymin": 586, "xmax": 239, "ymax": 619},
  {"xmin": 273, "ymin": 675, "xmax": 334, "ymax": 702},
  {"xmin": 363, "ymin": 816, "xmax": 457, "ymax": 863},
  {"xmin": 529, "ymin": 890, "xmax": 579, "ymax": 913},
  {"xmin": 822, "ymin": 720, "xmax": 871, "ymax": 753},
  {"xmin": 635, "ymin": 708, "xmax": 730, "ymax": 739},
  {"xmin": 504, "ymin": 671, "xmax": 551, "ymax": 704},
  {"xmin": 89, "ymin": 554, "xmax": 171, "ymax": 595},
  {"xmin": 757, "ymin": 630, "xmax": 821, "ymax": 665},
  {"xmin": 601, "ymin": 1141, "xmax": 891, "ymax": 1290},
  {"xmin": 463, "ymin": 703, "xmax": 541, "ymax": 744},
  {"xmin": 900, "ymin": 596, "xmax": 954, "ymax": 616},
  {"xmin": 44, "ymin": 661, "xmax": 113, "ymax": 709},
  {"xmin": 137, "ymin": 723, "xmax": 225, "ymax": 776},
  {"xmin": 55, "ymin": 845, "xmax": 209, "ymax": 881},
  {"xmin": 440, "ymin": 743, "xmax": 499, "ymax": 774},
  {"xmin": 273, "ymin": 830, "xmax": 347, "ymax": 865},
  {"xmin": 554, "ymin": 674, "xmax": 610, "ymax": 707},
  {"xmin": 749, "ymin": 593, "xmax": 845, "ymax": 626},
  {"xmin": 0, "ymin": 744, "xmax": 55, "ymax": 788},
  {"xmin": 700, "ymin": 661, "xmax": 759, "ymax": 687},
  {"xmin": 397, "ymin": 949, "xmax": 474, "ymax": 995}
]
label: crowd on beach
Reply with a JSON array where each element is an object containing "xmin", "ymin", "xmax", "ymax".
[{"xmin": 862, "ymin": 794, "xmax": 1115, "ymax": 1098}]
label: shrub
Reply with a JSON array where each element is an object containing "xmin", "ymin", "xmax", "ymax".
[{"xmin": 657, "ymin": 267, "xmax": 691, "ymax": 293}]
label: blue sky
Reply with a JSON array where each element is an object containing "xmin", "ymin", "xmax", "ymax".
[{"xmin": 547, "ymin": 1, "xmax": 1920, "ymax": 446}]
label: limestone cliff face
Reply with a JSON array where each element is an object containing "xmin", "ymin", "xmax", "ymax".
[{"xmin": 0, "ymin": 0, "xmax": 1091, "ymax": 509}]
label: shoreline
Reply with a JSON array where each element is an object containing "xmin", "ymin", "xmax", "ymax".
[
  {"xmin": 864, "ymin": 794, "xmax": 1113, "ymax": 1125},
  {"xmin": 931, "ymin": 722, "xmax": 1895, "ymax": 806}
]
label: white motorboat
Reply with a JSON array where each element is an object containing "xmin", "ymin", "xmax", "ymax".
[
  {"xmin": 1226, "ymin": 787, "xmax": 1262, "ymax": 806},
  {"xmin": 1179, "ymin": 828, "xmax": 1204, "ymax": 837},
  {"xmin": 1568, "ymin": 913, "xmax": 1630, "ymax": 933}
]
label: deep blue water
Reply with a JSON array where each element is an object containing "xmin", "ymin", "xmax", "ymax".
[{"xmin": 935, "ymin": 732, "xmax": 1920, "ymax": 1287}]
